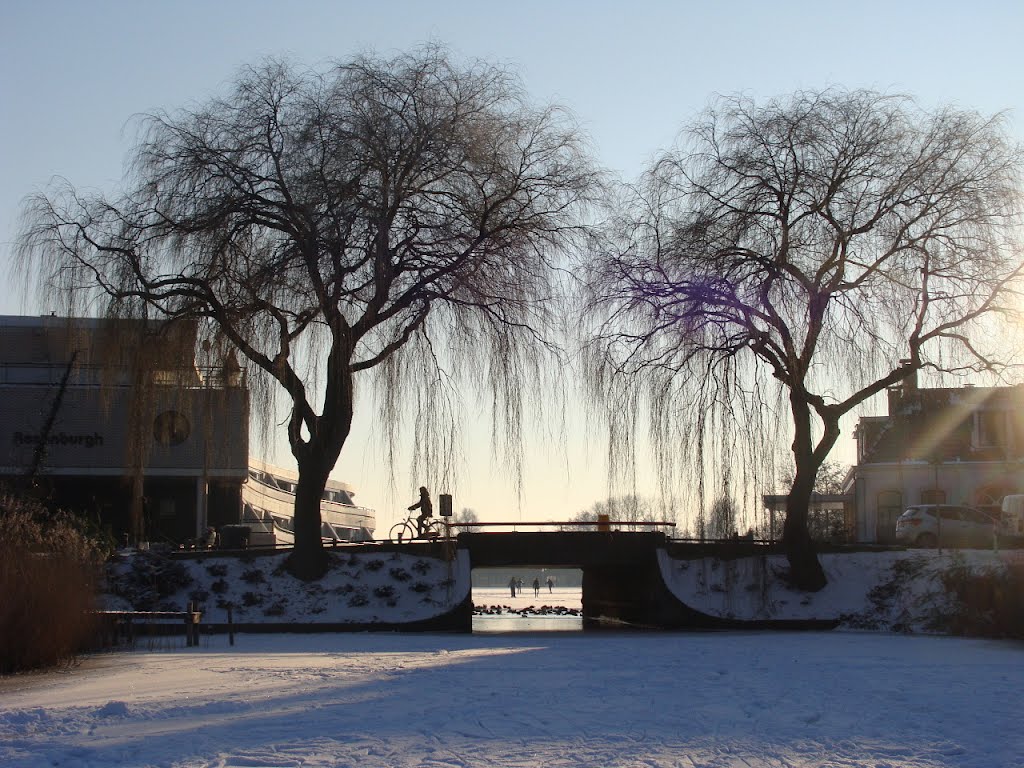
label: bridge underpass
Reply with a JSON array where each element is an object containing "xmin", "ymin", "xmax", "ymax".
[{"xmin": 457, "ymin": 530, "xmax": 735, "ymax": 630}]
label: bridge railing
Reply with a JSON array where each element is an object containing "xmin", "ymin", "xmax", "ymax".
[{"xmin": 446, "ymin": 520, "xmax": 676, "ymax": 532}]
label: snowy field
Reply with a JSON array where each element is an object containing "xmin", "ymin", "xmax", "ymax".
[
  {"xmin": 4, "ymin": 550, "xmax": 1023, "ymax": 766},
  {"xmin": 2, "ymin": 630, "xmax": 1022, "ymax": 768}
]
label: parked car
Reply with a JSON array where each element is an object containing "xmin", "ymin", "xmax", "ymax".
[
  {"xmin": 998, "ymin": 495, "xmax": 1024, "ymax": 546},
  {"xmin": 894, "ymin": 504, "xmax": 996, "ymax": 548}
]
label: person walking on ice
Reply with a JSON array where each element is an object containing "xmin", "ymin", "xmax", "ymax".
[
  {"xmin": 532, "ymin": 578, "xmax": 540, "ymax": 597},
  {"xmin": 508, "ymin": 576, "xmax": 517, "ymax": 598}
]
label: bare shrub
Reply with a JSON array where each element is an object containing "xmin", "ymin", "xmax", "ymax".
[
  {"xmin": 106, "ymin": 550, "xmax": 193, "ymax": 609},
  {"xmin": 940, "ymin": 561, "xmax": 1024, "ymax": 638},
  {"xmin": 0, "ymin": 488, "xmax": 110, "ymax": 673},
  {"xmin": 389, "ymin": 567, "xmax": 412, "ymax": 583},
  {"xmin": 241, "ymin": 568, "xmax": 265, "ymax": 585}
]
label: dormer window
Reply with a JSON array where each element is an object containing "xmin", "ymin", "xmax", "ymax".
[{"xmin": 974, "ymin": 410, "xmax": 1007, "ymax": 449}]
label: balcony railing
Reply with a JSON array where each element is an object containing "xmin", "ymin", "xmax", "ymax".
[{"xmin": 0, "ymin": 363, "xmax": 246, "ymax": 389}]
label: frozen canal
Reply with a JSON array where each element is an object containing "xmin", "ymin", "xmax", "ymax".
[
  {"xmin": 472, "ymin": 585, "xmax": 583, "ymax": 632},
  {"xmin": 2, "ymin": 627, "xmax": 1021, "ymax": 767}
]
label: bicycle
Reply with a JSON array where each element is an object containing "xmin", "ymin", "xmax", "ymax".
[{"xmin": 389, "ymin": 515, "xmax": 447, "ymax": 543}]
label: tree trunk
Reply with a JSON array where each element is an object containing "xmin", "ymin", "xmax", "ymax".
[
  {"xmin": 284, "ymin": 330, "xmax": 355, "ymax": 580},
  {"xmin": 287, "ymin": 453, "xmax": 332, "ymax": 580},
  {"xmin": 782, "ymin": 467, "xmax": 827, "ymax": 591},
  {"xmin": 782, "ymin": 393, "xmax": 829, "ymax": 592},
  {"xmin": 130, "ymin": 472, "xmax": 145, "ymax": 547}
]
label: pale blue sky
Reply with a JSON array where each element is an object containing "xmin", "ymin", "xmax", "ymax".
[{"xmin": 2, "ymin": 1, "xmax": 1022, "ymax": 529}]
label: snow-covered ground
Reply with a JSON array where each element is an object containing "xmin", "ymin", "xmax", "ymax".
[
  {"xmin": 3, "ymin": 548, "xmax": 1023, "ymax": 767},
  {"xmin": 100, "ymin": 546, "xmax": 1024, "ymax": 630},
  {"xmin": 2, "ymin": 630, "xmax": 1022, "ymax": 767},
  {"xmin": 101, "ymin": 548, "xmax": 472, "ymax": 626},
  {"xmin": 663, "ymin": 549, "xmax": 1024, "ymax": 629}
]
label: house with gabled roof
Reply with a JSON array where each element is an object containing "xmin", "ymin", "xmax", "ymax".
[{"xmin": 845, "ymin": 368, "xmax": 1024, "ymax": 543}]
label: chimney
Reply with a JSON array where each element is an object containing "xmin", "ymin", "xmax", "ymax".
[
  {"xmin": 887, "ymin": 386, "xmax": 901, "ymax": 415},
  {"xmin": 899, "ymin": 359, "xmax": 917, "ymax": 394}
]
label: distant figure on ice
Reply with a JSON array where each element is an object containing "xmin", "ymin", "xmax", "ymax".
[
  {"xmin": 508, "ymin": 576, "xmax": 518, "ymax": 598},
  {"xmin": 532, "ymin": 578, "xmax": 540, "ymax": 597},
  {"xmin": 546, "ymin": 577, "xmax": 554, "ymax": 593},
  {"xmin": 517, "ymin": 577, "xmax": 524, "ymax": 595},
  {"xmin": 407, "ymin": 486, "xmax": 433, "ymax": 537}
]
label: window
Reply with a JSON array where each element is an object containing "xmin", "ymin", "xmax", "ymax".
[
  {"xmin": 937, "ymin": 506, "xmax": 963, "ymax": 522},
  {"xmin": 962, "ymin": 508, "xmax": 992, "ymax": 524},
  {"xmin": 323, "ymin": 489, "xmax": 355, "ymax": 505},
  {"xmin": 921, "ymin": 488, "xmax": 947, "ymax": 505},
  {"xmin": 976, "ymin": 410, "xmax": 1007, "ymax": 448},
  {"xmin": 876, "ymin": 490, "xmax": 903, "ymax": 543}
]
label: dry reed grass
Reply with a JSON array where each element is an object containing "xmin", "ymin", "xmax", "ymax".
[{"xmin": 0, "ymin": 488, "xmax": 110, "ymax": 674}]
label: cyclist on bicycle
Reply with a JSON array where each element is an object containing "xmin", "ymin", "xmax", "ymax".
[{"xmin": 407, "ymin": 486, "xmax": 433, "ymax": 537}]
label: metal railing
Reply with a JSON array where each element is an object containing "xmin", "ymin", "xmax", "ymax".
[
  {"xmin": 446, "ymin": 520, "xmax": 677, "ymax": 531},
  {"xmin": 0, "ymin": 363, "xmax": 246, "ymax": 389}
]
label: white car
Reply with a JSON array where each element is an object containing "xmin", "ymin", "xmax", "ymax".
[
  {"xmin": 894, "ymin": 505, "xmax": 996, "ymax": 548},
  {"xmin": 998, "ymin": 495, "xmax": 1024, "ymax": 545}
]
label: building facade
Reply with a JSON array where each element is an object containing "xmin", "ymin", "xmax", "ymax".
[
  {"xmin": 846, "ymin": 371, "xmax": 1024, "ymax": 543},
  {"xmin": 0, "ymin": 315, "xmax": 249, "ymax": 545}
]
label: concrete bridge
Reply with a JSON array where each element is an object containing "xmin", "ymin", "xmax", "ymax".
[
  {"xmin": 172, "ymin": 529, "xmax": 838, "ymax": 634},
  {"xmin": 448, "ymin": 530, "xmax": 835, "ymax": 631}
]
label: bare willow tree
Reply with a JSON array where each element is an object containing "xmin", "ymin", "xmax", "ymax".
[
  {"xmin": 587, "ymin": 89, "xmax": 1023, "ymax": 590},
  {"xmin": 19, "ymin": 47, "xmax": 598, "ymax": 578},
  {"xmin": 705, "ymin": 495, "xmax": 739, "ymax": 540}
]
